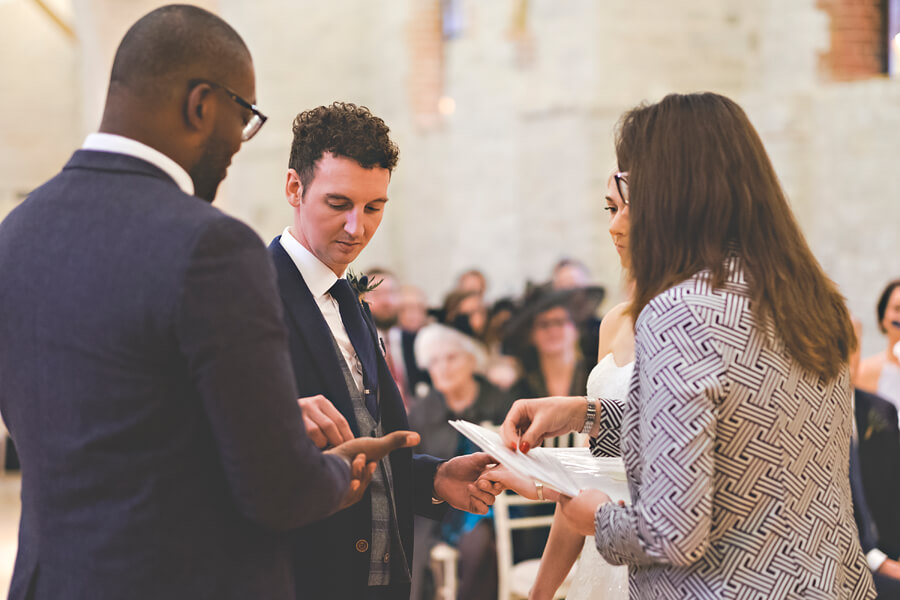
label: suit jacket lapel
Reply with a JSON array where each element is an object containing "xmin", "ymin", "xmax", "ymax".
[{"xmin": 269, "ymin": 239, "xmax": 359, "ymax": 435}]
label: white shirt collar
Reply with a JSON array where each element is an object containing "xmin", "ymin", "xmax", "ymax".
[
  {"xmin": 82, "ymin": 133, "xmax": 195, "ymax": 196},
  {"xmin": 279, "ymin": 227, "xmax": 345, "ymax": 298}
]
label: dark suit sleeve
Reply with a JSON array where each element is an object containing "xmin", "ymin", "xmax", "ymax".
[
  {"xmin": 413, "ymin": 454, "xmax": 448, "ymax": 520},
  {"xmin": 850, "ymin": 440, "xmax": 879, "ymax": 554},
  {"xmin": 175, "ymin": 216, "xmax": 349, "ymax": 530}
]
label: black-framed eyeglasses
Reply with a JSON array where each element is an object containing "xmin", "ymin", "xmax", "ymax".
[
  {"xmin": 614, "ymin": 171, "xmax": 629, "ymax": 205},
  {"xmin": 189, "ymin": 79, "xmax": 268, "ymax": 141}
]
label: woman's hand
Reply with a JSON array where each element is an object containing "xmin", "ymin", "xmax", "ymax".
[
  {"xmin": 558, "ymin": 489, "xmax": 612, "ymax": 536},
  {"xmin": 500, "ymin": 396, "xmax": 589, "ymax": 452},
  {"xmin": 476, "ymin": 465, "xmax": 561, "ymax": 502}
]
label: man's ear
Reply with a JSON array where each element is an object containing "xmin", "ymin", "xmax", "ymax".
[
  {"xmin": 184, "ymin": 82, "xmax": 216, "ymax": 134},
  {"xmin": 286, "ymin": 168, "xmax": 305, "ymax": 207}
]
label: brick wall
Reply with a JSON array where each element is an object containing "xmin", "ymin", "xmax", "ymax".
[{"xmin": 817, "ymin": 0, "xmax": 886, "ymax": 80}]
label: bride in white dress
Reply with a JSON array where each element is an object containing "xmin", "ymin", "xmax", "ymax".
[
  {"xmin": 562, "ymin": 351, "xmax": 632, "ymax": 600},
  {"xmin": 484, "ymin": 172, "xmax": 634, "ymax": 599}
]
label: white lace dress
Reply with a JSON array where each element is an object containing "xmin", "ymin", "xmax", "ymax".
[{"xmin": 566, "ymin": 353, "xmax": 632, "ymax": 600}]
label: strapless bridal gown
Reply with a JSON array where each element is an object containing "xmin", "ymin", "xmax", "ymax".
[{"xmin": 566, "ymin": 353, "xmax": 632, "ymax": 600}]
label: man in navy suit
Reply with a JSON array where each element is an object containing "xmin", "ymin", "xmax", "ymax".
[
  {"xmin": 268, "ymin": 102, "xmax": 499, "ymax": 599},
  {"xmin": 849, "ymin": 321, "xmax": 900, "ymax": 595},
  {"xmin": 0, "ymin": 7, "xmax": 413, "ymax": 600}
]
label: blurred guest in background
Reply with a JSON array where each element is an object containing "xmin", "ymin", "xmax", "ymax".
[
  {"xmin": 442, "ymin": 289, "xmax": 488, "ymax": 340},
  {"xmin": 363, "ymin": 267, "xmax": 415, "ymax": 406},
  {"xmin": 505, "ymin": 287, "xmax": 604, "ymax": 402},
  {"xmin": 858, "ymin": 279, "xmax": 900, "ymax": 416},
  {"xmin": 392, "ymin": 284, "xmax": 433, "ymax": 403},
  {"xmin": 407, "ymin": 323, "xmax": 512, "ymax": 600},
  {"xmin": 397, "ymin": 285, "xmax": 430, "ymax": 333},
  {"xmin": 551, "ymin": 257, "xmax": 590, "ymax": 290},
  {"xmin": 483, "ymin": 297, "xmax": 517, "ymax": 356},
  {"xmin": 551, "ymin": 258, "xmax": 602, "ymax": 361},
  {"xmin": 364, "ymin": 267, "xmax": 400, "ymax": 333},
  {"xmin": 456, "ymin": 269, "xmax": 488, "ymax": 299}
]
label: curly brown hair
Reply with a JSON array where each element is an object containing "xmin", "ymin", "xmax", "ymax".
[{"xmin": 288, "ymin": 102, "xmax": 399, "ymax": 195}]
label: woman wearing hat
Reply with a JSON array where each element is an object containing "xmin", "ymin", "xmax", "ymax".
[{"xmin": 506, "ymin": 286, "xmax": 605, "ymax": 406}]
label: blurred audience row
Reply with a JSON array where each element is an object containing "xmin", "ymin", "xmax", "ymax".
[{"xmin": 366, "ymin": 259, "xmax": 605, "ymax": 409}]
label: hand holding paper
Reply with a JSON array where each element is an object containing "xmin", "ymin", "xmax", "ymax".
[
  {"xmin": 499, "ymin": 396, "xmax": 588, "ymax": 453},
  {"xmin": 450, "ymin": 420, "xmax": 629, "ymax": 501}
]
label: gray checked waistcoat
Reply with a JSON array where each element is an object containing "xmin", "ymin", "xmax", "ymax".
[{"xmin": 328, "ymin": 334, "xmax": 409, "ymax": 587}]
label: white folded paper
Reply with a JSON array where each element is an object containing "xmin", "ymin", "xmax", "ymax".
[{"xmin": 449, "ymin": 420, "xmax": 630, "ymax": 501}]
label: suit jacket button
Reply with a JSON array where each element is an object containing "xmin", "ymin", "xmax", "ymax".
[
  {"xmin": 356, "ymin": 539, "xmax": 369, "ymax": 553},
  {"xmin": 383, "ymin": 552, "xmax": 390, "ymax": 563}
]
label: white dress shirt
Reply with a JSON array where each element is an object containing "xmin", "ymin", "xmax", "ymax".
[
  {"xmin": 82, "ymin": 133, "xmax": 195, "ymax": 196},
  {"xmin": 279, "ymin": 227, "xmax": 364, "ymax": 392}
]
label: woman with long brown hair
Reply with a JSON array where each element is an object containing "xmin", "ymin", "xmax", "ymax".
[{"xmin": 493, "ymin": 92, "xmax": 874, "ymax": 598}]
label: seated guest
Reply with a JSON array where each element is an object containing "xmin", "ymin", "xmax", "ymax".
[
  {"xmin": 551, "ymin": 257, "xmax": 590, "ymax": 290},
  {"xmin": 397, "ymin": 284, "xmax": 430, "ymax": 334},
  {"xmin": 363, "ymin": 267, "xmax": 421, "ymax": 407},
  {"xmin": 408, "ymin": 323, "xmax": 511, "ymax": 460},
  {"xmin": 858, "ymin": 279, "xmax": 900, "ymax": 415},
  {"xmin": 550, "ymin": 258, "xmax": 603, "ymax": 360},
  {"xmin": 483, "ymin": 297, "xmax": 516, "ymax": 355},
  {"xmin": 395, "ymin": 285, "xmax": 432, "ymax": 400},
  {"xmin": 408, "ymin": 324, "xmax": 513, "ymax": 600},
  {"xmin": 505, "ymin": 287, "xmax": 604, "ymax": 402},
  {"xmin": 363, "ymin": 267, "xmax": 400, "ymax": 335},
  {"xmin": 442, "ymin": 289, "xmax": 488, "ymax": 340},
  {"xmin": 455, "ymin": 268, "xmax": 488, "ymax": 299}
]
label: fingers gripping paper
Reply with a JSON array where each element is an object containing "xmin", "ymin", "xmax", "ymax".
[{"xmin": 449, "ymin": 420, "xmax": 629, "ymax": 501}]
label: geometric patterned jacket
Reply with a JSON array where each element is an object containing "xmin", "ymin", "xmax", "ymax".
[{"xmin": 589, "ymin": 256, "xmax": 876, "ymax": 599}]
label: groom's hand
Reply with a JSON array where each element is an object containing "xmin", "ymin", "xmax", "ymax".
[
  {"xmin": 433, "ymin": 453, "xmax": 500, "ymax": 515},
  {"xmin": 298, "ymin": 394, "xmax": 354, "ymax": 448}
]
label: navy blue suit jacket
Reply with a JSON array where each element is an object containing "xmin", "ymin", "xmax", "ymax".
[
  {"xmin": 855, "ymin": 388, "xmax": 900, "ymax": 558},
  {"xmin": 0, "ymin": 151, "xmax": 349, "ymax": 600},
  {"xmin": 268, "ymin": 238, "xmax": 446, "ymax": 599}
]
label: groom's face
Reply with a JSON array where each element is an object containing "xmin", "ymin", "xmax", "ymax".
[{"xmin": 287, "ymin": 152, "xmax": 390, "ymax": 276}]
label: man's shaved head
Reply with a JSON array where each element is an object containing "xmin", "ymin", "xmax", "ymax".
[
  {"xmin": 99, "ymin": 4, "xmax": 258, "ymax": 203},
  {"xmin": 109, "ymin": 4, "xmax": 250, "ymax": 98}
]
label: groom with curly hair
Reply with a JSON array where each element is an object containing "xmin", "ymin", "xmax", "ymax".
[{"xmin": 267, "ymin": 102, "xmax": 498, "ymax": 600}]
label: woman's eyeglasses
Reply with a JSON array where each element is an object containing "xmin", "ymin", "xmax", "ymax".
[{"xmin": 614, "ymin": 171, "xmax": 629, "ymax": 205}]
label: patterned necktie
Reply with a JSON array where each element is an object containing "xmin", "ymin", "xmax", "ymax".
[{"xmin": 329, "ymin": 278, "xmax": 379, "ymax": 418}]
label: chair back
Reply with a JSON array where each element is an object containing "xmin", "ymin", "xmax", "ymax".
[{"xmin": 493, "ymin": 489, "xmax": 563, "ymax": 599}]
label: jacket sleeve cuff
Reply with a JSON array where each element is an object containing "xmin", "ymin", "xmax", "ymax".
[
  {"xmin": 867, "ymin": 548, "xmax": 888, "ymax": 572},
  {"xmin": 413, "ymin": 454, "xmax": 449, "ymax": 520},
  {"xmin": 589, "ymin": 397, "xmax": 624, "ymax": 457}
]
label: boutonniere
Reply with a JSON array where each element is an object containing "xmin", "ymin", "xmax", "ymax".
[
  {"xmin": 346, "ymin": 269, "xmax": 382, "ymax": 303},
  {"xmin": 864, "ymin": 407, "xmax": 892, "ymax": 441}
]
